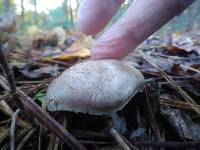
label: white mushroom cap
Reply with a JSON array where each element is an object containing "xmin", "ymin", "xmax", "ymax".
[{"xmin": 46, "ymin": 60, "xmax": 144, "ymax": 115}]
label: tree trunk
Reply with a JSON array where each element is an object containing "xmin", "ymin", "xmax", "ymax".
[
  {"xmin": 33, "ymin": 0, "xmax": 37, "ymax": 24},
  {"xmin": 76, "ymin": 0, "xmax": 80, "ymax": 9},
  {"xmin": 63, "ymin": 0, "xmax": 69, "ymax": 21},
  {"xmin": 3, "ymin": 0, "xmax": 10, "ymax": 12},
  {"xmin": 20, "ymin": 0, "xmax": 24, "ymax": 30},
  {"xmin": 69, "ymin": 0, "xmax": 74, "ymax": 28}
]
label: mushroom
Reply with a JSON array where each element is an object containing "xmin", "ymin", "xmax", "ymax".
[{"xmin": 46, "ymin": 59, "xmax": 144, "ymax": 115}]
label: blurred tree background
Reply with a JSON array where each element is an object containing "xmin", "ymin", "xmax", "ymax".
[{"xmin": 0, "ymin": 0, "xmax": 199, "ymax": 34}]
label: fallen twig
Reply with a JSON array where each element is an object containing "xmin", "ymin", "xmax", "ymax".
[
  {"xmin": 1, "ymin": 125, "xmax": 32, "ymax": 150},
  {"xmin": 144, "ymin": 85, "xmax": 162, "ymax": 141},
  {"xmin": 160, "ymin": 97, "xmax": 200, "ymax": 111},
  {"xmin": 0, "ymin": 43, "xmax": 86, "ymax": 149},
  {"xmin": 139, "ymin": 50, "xmax": 200, "ymax": 115},
  {"xmin": 133, "ymin": 140, "xmax": 200, "ymax": 148},
  {"xmin": 180, "ymin": 64, "xmax": 200, "ymax": 74},
  {"xmin": 10, "ymin": 109, "xmax": 20, "ymax": 150},
  {"xmin": 0, "ymin": 75, "xmax": 86, "ymax": 150},
  {"xmin": 109, "ymin": 128, "xmax": 131, "ymax": 150},
  {"xmin": 121, "ymin": 136, "xmax": 140, "ymax": 150},
  {"xmin": 17, "ymin": 129, "xmax": 36, "ymax": 150},
  {"xmin": 79, "ymin": 140, "xmax": 114, "ymax": 145},
  {"xmin": 0, "ymin": 44, "xmax": 24, "ymax": 109},
  {"xmin": 149, "ymin": 52, "xmax": 200, "ymax": 62},
  {"xmin": 0, "ymin": 100, "xmax": 28, "ymax": 128}
]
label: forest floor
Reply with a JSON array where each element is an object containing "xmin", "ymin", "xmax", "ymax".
[{"xmin": 0, "ymin": 17, "xmax": 200, "ymax": 150}]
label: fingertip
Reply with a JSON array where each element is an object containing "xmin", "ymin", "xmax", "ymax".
[{"xmin": 91, "ymin": 41, "xmax": 128, "ymax": 60}]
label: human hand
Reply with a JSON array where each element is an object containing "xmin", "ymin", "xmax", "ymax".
[{"xmin": 76, "ymin": 0, "xmax": 195, "ymax": 60}]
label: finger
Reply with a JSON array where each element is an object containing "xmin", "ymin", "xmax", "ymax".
[
  {"xmin": 91, "ymin": 0, "xmax": 195, "ymax": 59},
  {"xmin": 76, "ymin": 0, "xmax": 124, "ymax": 35}
]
